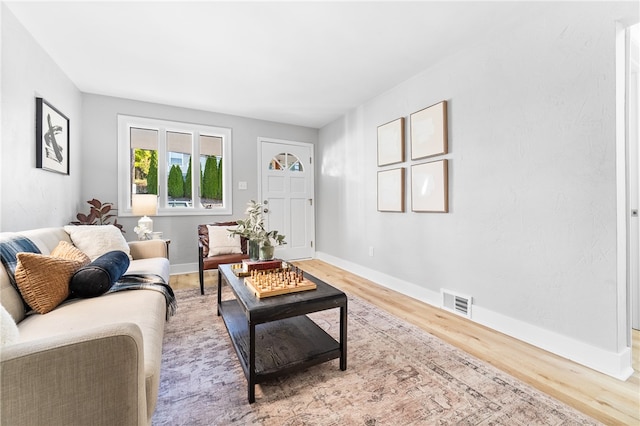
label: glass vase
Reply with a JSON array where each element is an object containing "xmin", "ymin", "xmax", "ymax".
[
  {"xmin": 259, "ymin": 245, "xmax": 275, "ymax": 261},
  {"xmin": 248, "ymin": 240, "xmax": 260, "ymax": 261}
]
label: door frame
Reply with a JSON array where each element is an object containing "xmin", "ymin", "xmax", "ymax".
[
  {"xmin": 616, "ymin": 22, "xmax": 639, "ymax": 352},
  {"xmin": 257, "ymin": 137, "xmax": 316, "ymax": 259}
]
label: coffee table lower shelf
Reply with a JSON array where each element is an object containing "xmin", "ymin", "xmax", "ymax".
[{"xmin": 219, "ymin": 300, "xmax": 342, "ymax": 399}]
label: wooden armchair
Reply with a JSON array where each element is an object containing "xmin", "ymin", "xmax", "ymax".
[{"xmin": 198, "ymin": 222, "xmax": 249, "ymax": 295}]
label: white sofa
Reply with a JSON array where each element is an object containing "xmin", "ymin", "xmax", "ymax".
[{"xmin": 0, "ymin": 226, "xmax": 171, "ymax": 426}]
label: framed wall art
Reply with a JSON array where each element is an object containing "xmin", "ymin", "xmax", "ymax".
[
  {"xmin": 410, "ymin": 100, "xmax": 447, "ymax": 160},
  {"xmin": 377, "ymin": 168, "xmax": 405, "ymax": 212},
  {"xmin": 36, "ymin": 97, "xmax": 69, "ymax": 175},
  {"xmin": 377, "ymin": 117, "xmax": 404, "ymax": 166},
  {"xmin": 411, "ymin": 160, "xmax": 448, "ymax": 213}
]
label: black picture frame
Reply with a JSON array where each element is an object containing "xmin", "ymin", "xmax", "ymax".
[{"xmin": 36, "ymin": 97, "xmax": 69, "ymax": 174}]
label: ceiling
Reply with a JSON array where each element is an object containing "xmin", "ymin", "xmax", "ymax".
[{"xmin": 5, "ymin": 1, "xmax": 543, "ymax": 128}]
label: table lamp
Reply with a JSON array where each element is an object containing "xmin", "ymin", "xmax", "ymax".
[{"xmin": 132, "ymin": 194, "xmax": 157, "ymax": 235}]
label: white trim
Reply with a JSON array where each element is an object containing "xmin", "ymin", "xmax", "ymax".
[
  {"xmin": 117, "ymin": 114, "xmax": 233, "ymax": 216},
  {"xmin": 473, "ymin": 306, "xmax": 634, "ymax": 381},
  {"xmin": 615, "ymin": 23, "xmax": 631, "ymax": 351},
  {"xmin": 170, "ymin": 262, "xmax": 199, "ymax": 276},
  {"xmin": 316, "ymin": 251, "xmax": 441, "ymax": 306},
  {"xmin": 316, "ymin": 251, "xmax": 634, "ymax": 380},
  {"xmin": 257, "ymin": 137, "xmax": 316, "ymax": 260}
]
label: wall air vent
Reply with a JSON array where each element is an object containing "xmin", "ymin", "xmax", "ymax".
[{"xmin": 441, "ymin": 289, "xmax": 473, "ymax": 318}]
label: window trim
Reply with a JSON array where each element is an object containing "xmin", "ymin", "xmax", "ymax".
[{"xmin": 117, "ymin": 114, "xmax": 233, "ymax": 216}]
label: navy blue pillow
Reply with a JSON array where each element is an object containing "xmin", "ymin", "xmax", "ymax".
[{"xmin": 70, "ymin": 250, "xmax": 130, "ymax": 298}]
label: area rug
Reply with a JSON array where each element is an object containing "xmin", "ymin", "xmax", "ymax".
[{"xmin": 152, "ymin": 287, "xmax": 600, "ymax": 425}]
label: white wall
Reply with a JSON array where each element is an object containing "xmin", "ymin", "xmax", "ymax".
[
  {"xmin": 81, "ymin": 94, "xmax": 318, "ymax": 268},
  {"xmin": 317, "ymin": 2, "xmax": 638, "ymax": 378},
  {"xmin": 1, "ymin": 4, "xmax": 82, "ymax": 231},
  {"xmin": 1, "ymin": 1, "xmax": 318, "ymax": 267}
]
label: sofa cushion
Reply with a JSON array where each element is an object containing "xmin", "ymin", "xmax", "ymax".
[
  {"xmin": 206, "ymin": 225, "xmax": 242, "ymax": 257},
  {"xmin": 0, "ymin": 305, "xmax": 19, "ymax": 346},
  {"xmin": 70, "ymin": 251, "xmax": 131, "ymax": 298},
  {"xmin": 14, "ymin": 252, "xmax": 86, "ymax": 314},
  {"xmin": 125, "ymin": 257, "xmax": 170, "ymax": 283},
  {"xmin": 64, "ymin": 225, "xmax": 131, "ymax": 261},
  {"xmin": 0, "ymin": 273, "xmax": 25, "ymax": 324}
]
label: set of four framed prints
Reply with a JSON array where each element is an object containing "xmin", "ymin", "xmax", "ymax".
[{"xmin": 377, "ymin": 100, "xmax": 448, "ymax": 213}]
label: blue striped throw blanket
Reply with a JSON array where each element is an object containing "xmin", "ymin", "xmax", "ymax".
[{"xmin": 0, "ymin": 235, "xmax": 40, "ymax": 309}]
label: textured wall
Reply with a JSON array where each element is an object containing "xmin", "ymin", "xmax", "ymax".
[
  {"xmin": 317, "ymin": 2, "xmax": 637, "ymax": 357},
  {"xmin": 81, "ymin": 94, "xmax": 318, "ymax": 267},
  {"xmin": 1, "ymin": 4, "xmax": 82, "ymax": 231}
]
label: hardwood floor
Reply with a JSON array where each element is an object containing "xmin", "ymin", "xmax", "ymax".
[{"xmin": 171, "ymin": 260, "xmax": 640, "ymax": 425}]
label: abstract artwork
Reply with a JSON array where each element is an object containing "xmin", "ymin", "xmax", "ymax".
[{"xmin": 36, "ymin": 97, "xmax": 69, "ymax": 174}]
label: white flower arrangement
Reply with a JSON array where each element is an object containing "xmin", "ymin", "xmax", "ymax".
[{"xmin": 134, "ymin": 225, "xmax": 153, "ymax": 240}]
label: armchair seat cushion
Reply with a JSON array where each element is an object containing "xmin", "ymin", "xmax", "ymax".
[{"xmin": 202, "ymin": 253, "xmax": 247, "ymax": 270}]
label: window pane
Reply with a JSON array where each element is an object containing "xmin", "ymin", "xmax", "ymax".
[
  {"xmin": 269, "ymin": 152, "xmax": 303, "ymax": 172},
  {"xmin": 269, "ymin": 153, "xmax": 284, "ymax": 170},
  {"xmin": 119, "ymin": 115, "xmax": 233, "ymax": 216},
  {"xmin": 287, "ymin": 153, "xmax": 303, "ymax": 172},
  {"xmin": 200, "ymin": 135, "xmax": 223, "ymax": 209},
  {"xmin": 167, "ymin": 131, "xmax": 192, "ymax": 208},
  {"xmin": 131, "ymin": 127, "xmax": 158, "ymax": 197}
]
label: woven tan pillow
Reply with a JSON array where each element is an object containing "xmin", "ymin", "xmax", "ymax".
[
  {"xmin": 51, "ymin": 240, "xmax": 91, "ymax": 265},
  {"xmin": 14, "ymin": 253, "xmax": 86, "ymax": 314}
]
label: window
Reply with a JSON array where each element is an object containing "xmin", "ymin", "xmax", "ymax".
[
  {"xmin": 118, "ymin": 115, "xmax": 232, "ymax": 215},
  {"xmin": 268, "ymin": 152, "xmax": 304, "ymax": 172}
]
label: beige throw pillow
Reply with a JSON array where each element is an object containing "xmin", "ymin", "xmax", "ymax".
[
  {"xmin": 14, "ymin": 252, "xmax": 86, "ymax": 314},
  {"xmin": 51, "ymin": 240, "xmax": 91, "ymax": 264},
  {"xmin": 63, "ymin": 225, "xmax": 131, "ymax": 261},
  {"xmin": 207, "ymin": 225, "xmax": 242, "ymax": 257}
]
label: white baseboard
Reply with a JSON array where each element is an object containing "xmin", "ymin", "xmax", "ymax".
[
  {"xmin": 316, "ymin": 251, "xmax": 634, "ymax": 381},
  {"xmin": 170, "ymin": 262, "xmax": 199, "ymax": 276},
  {"xmin": 471, "ymin": 305, "xmax": 634, "ymax": 380}
]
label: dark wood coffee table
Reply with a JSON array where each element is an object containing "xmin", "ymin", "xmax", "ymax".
[{"xmin": 217, "ymin": 263, "xmax": 347, "ymax": 403}]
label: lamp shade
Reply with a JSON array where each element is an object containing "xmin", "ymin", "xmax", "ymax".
[{"xmin": 132, "ymin": 194, "xmax": 157, "ymax": 216}]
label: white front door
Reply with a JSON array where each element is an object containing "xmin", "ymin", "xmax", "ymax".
[{"xmin": 259, "ymin": 138, "xmax": 315, "ymax": 260}]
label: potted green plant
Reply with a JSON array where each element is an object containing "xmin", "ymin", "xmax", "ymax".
[
  {"xmin": 230, "ymin": 200, "xmax": 286, "ymax": 260},
  {"xmin": 254, "ymin": 228, "xmax": 286, "ymax": 261}
]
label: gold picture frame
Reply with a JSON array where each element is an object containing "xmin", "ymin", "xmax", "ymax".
[
  {"xmin": 377, "ymin": 117, "xmax": 404, "ymax": 166},
  {"xmin": 410, "ymin": 100, "xmax": 447, "ymax": 160},
  {"xmin": 377, "ymin": 168, "xmax": 405, "ymax": 212},
  {"xmin": 411, "ymin": 160, "xmax": 448, "ymax": 213}
]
